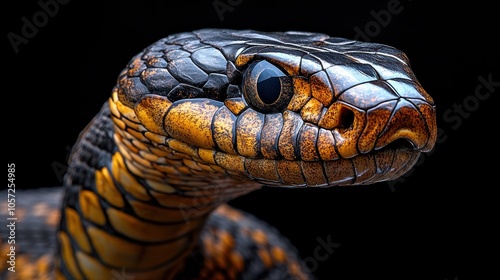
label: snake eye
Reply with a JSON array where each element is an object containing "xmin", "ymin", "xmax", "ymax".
[{"xmin": 242, "ymin": 60, "xmax": 294, "ymax": 113}]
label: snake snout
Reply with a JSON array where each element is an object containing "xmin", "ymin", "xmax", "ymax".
[
  {"xmin": 314, "ymin": 79, "xmax": 436, "ymax": 160},
  {"xmin": 371, "ymin": 97, "xmax": 437, "ymax": 153}
]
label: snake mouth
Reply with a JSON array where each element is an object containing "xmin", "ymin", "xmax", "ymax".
[
  {"xmin": 213, "ymin": 142, "xmax": 421, "ymax": 188},
  {"xmin": 282, "ymin": 138, "xmax": 424, "ymax": 187}
]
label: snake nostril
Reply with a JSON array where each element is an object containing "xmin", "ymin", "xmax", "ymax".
[{"xmin": 338, "ymin": 107, "xmax": 355, "ymax": 129}]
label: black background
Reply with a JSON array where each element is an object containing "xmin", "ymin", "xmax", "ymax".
[{"xmin": 4, "ymin": 1, "xmax": 498, "ymax": 279}]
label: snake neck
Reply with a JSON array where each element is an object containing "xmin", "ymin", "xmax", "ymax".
[{"xmin": 57, "ymin": 101, "xmax": 260, "ymax": 279}]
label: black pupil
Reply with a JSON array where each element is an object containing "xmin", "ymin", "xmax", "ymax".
[{"xmin": 257, "ymin": 69, "xmax": 281, "ymax": 104}]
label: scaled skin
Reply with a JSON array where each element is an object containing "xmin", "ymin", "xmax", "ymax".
[{"xmin": 0, "ymin": 29, "xmax": 436, "ymax": 280}]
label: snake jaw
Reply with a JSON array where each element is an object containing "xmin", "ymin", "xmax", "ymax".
[
  {"xmin": 128, "ymin": 79, "xmax": 436, "ymax": 188},
  {"xmin": 129, "ymin": 95, "xmax": 432, "ymax": 187}
]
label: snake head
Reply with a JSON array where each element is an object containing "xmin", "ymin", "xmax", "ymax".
[{"xmin": 113, "ymin": 29, "xmax": 436, "ymax": 187}]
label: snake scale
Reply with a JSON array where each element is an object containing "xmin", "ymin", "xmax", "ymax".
[{"xmin": 1, "ymin": 28, "xmax": 436, "ymax": 279}]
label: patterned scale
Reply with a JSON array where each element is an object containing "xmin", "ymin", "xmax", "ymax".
[{"xmin": 0, "ymin": 29, "xmax": 436, "ymax": 280}]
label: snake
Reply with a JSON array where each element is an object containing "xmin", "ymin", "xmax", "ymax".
[{"xmin": 0, "ymin": 28, "xmax": 436, "ymax": 279}]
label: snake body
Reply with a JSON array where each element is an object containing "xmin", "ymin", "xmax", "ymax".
[{"xmin": 1, "ymin": 29, "xmax": 436, "ymax": 279}]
